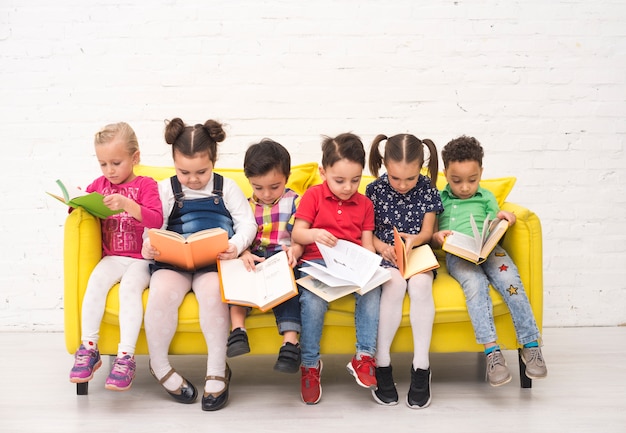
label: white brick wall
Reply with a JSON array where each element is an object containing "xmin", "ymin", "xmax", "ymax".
[{"xmin": 1, "ymin": 0, "xmax": 624, "ymax": 330}]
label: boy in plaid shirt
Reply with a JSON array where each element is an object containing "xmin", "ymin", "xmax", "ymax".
[{"xmin": 226, "ymin": 139, "xmax": 303, "ymax": 374}]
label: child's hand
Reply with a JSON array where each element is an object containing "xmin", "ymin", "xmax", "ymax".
[
  {"xmin": 142, "ymin": 240, "xmax": 159, "ymax": 260},
  {"xmin": 284, "ymin": 244, "xmax": 303, "ymax": 267},
  {"xmin": 312, "ymin": 229, "xmax": 337, "ymax": 247},
  {"xmin": 240, "ymin": 250, "xmax": 264, "ymax": 271},
  {"xmin": 102, "ymin": 193, "xmax": 128, "ymax": 212},
  {"xmin": 432, "ymin": 230, "xmax": 452, "ymax": 249},
  {"xmin": 399, "ymin": 232, "xmax": 419, "ymax": 251},
  {"xmin": 380, "ymin": 243, "xmax": 397, "ymax": 265},
  {"xmin": 498, "ymin": 210, "xmax": 516, "ymax": 226},
  {"xmin": 218, "ymin": 243, "xmax": 239, "ymax": 261}
]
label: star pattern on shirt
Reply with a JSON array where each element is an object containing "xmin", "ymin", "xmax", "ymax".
[{"xmin": 507, "ymin": 285, "xmax": 519, "ymax": 296}]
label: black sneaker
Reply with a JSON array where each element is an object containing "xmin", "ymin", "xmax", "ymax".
[
  {"xmin": 407, "ymin": 367, "xmax": 431, "ymax": 409},
  {"xmin": 226, "ymin": 328, "xmax": 250, "ymax": 358},
  {"xmin": 273, "ymin": 342, "xmax": 301, "ymax": 374},
  {"xmin": 371, "ymin": 365, "xmax": 398, "ymax": 406}
]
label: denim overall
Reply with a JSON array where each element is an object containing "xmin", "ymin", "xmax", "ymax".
[{"xmin": 151, "ymin": 173, "xmax": 234, "ymax": 274}]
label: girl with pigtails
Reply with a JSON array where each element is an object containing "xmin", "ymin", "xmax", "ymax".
[{"xmin": 365, "ymin": 134, "xmax": 443, "ymax": 409}]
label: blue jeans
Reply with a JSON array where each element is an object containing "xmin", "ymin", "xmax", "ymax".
[
  {"xmin": 298, "ymin": 260, "xmax": 382, "ymax": 368},
  {"xmin": 446, "ymin": 245, "xmax": 540, "ymax": 346},
  {"xmin": 253, "ymin": 249, "xmax": 301, "ymax": 334}
]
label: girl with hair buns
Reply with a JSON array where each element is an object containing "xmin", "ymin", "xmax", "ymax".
[{"xmin": 142, "ymin": 118, "xmax": 256, "ymax": 411}]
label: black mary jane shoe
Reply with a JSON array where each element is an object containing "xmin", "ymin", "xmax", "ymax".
[
  {"xmin": 202, "ymin": 364, "xmax": 232, "ymax": 411},
  {"xmin": 150, "ymin": 364, "xmax": 197, "ymax": 404}
]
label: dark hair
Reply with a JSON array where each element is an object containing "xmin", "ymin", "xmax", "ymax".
[
  {"xmin": 164, "ymin": 117, "xmax": 226, "ymax": 163},
  {"xmin": 441, "ymin": 135, "xmax": 484, "ymax": 169},
  {"xmin": 244, "ymin": 139, "xmax": 291, "ymax": 179},
  {"xmin": 368, "ymin": 133, "xmax": 439, "ymax": 187},
  {"xmin": 321, "ymin": 132, "xmax": 365, "ymax": 169}
]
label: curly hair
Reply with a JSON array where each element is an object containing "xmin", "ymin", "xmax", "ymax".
[{"xmin": 441, "ymin": 135, "xmax": 484, "ymax": 169}]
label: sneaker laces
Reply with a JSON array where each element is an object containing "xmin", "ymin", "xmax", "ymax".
[
  {"xmin": 111, "ymin": 357, "xmax": 133, "ymax": 375},
  {"xmin": 74, "ymin": 349, "xmax": 94, "ymax": 367},
  {"xmin": 302, "ymin": 366, "xmax": 320, "ymax": 387},
  {"xmin": 487, "ymin": 351, "xmax": 505, "ymax": 372},
  {"xmin": 355, "ymin": 355, "xmax": 376, "ymax": 374},
  {"xmin": 525, "ymin": 347, "xmax": 545, "ymax": 366}
]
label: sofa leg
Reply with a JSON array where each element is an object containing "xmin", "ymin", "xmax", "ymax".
[
  {"xmin": 518, "ymin": 348, "xmax": 532, "ymax": 389},
  {"xmin": 76, "ymin": 382, "xmax": 89, "ymax": 395}
]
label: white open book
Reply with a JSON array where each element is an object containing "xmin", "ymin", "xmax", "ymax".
[{"xmin": 297, "ymin": 239, "xmax": 391, "ymax": 301}]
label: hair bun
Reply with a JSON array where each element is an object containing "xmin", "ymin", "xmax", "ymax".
[
  {"xmin": 164, "ymin": 118, "xmax": 186, "ymax": 144},
  {"xmin": 202, "ymin": 119, "xmax": 226, "ymax": 143}
]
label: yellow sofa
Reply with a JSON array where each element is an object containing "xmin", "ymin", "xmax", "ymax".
[{"xmin": 63, "ymin": 163, "xmax": 543, "ymax": 394}]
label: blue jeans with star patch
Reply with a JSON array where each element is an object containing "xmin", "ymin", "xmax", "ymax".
[{"xmin": 446, "ymin": 244, "xmax": 540, "ymax": 346}]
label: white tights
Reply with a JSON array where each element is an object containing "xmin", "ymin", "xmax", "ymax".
[
  {"xmin": 80, "ymin": 255, "xmax": 150, "ymax": 355},
  {"xmin": 144, "ymin": 269, "xmax": 229, "ymax": 393},
  {"xmin": 376, "ymin": 268, "xmax": 434, "ymax": 370}
]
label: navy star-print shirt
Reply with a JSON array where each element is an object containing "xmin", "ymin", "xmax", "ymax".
[{"xmin": 365, "ymin": 173, "xmax": 443, "ymax": 246}]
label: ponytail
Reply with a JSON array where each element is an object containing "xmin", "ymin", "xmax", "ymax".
[{"xmin": 368, "ymin": 134, "xmax": 387, "ymax": 177}]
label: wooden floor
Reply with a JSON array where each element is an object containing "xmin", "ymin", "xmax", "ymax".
[{"xmin": 2, "ymin": 327, "xmax": 625, "ymax": 432}]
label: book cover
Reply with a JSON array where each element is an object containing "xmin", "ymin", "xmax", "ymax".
[
  {"xmin": 148, "ymin": 227, "xmax": 228, "ymax": 271},
  {"xmin": 218, "ymin": 250, "xmax": 298, "ymax": 312},
  {"xmin": 393, "ymin": 227, "xmax": 440, "ymax": 278},
  {"xmin": 47, "ymin": 179, "xmax": 123, "ymax": 219}
]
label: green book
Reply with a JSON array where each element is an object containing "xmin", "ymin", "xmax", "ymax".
[{"xmin": 47, "ymin": 179, "xmax": 123, "ymax": 219}]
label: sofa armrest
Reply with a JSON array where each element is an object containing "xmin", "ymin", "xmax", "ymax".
[
  {"xmin": 63, "ymin": 208, "xmax": 103, "ymax": 353},
  {"xmin": 499, "ymin": 202, "xmax": 543, "ymax": 331}
]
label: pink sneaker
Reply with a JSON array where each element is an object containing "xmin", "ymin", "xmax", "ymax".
[
  {"xmin": 69, "ymin": 344, "xmax": 102, "ymax": 383},
  {"xmin": 105, "ymin": 355, "xmax": 136, "ymax": 391},
  {"xmin": 347, "ymin": 355, "xmax": 377, "ymax": 388}
]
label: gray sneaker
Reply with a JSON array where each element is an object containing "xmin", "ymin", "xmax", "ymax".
[
  {"xmin": 521, "ymin": 346, "xmax": 547, "ymax": 379},
  {"xmin": 486, "ymin": 350, "xmax": 512, "ymax": 387}
]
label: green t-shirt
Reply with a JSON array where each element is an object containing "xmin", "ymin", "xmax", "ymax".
[{"xmin": 439, "ymin": 185, "xmax": 499, "ymax": 237}]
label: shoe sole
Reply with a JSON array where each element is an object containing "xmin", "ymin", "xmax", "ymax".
[
  {"xmin": 273, "ymin": 362, "xmax": 300, "ymax": 374},
  {"xmin": 346, "ymin": 362, "xmax": 376, "ymax": 389},
  {"xmin": 69, "ymin": 359, "xmax": 102, "ymax": 383},
  {"xmin": 226, "ymin": 344, "xmax": 250, "ymax": 358},
  {"xmin": 104, "ymin": 382, "xmax": 132, "ymax": 391},
  {"xmin": 488, "ymin": 374, "xmax": 512, "ymax": 387},
  {"xmin": 371, "ymin": 388, "xmax": 398, "ymax": 406}
]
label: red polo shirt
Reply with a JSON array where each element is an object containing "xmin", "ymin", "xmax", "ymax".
[{"xmin": 295, "ymin": 181, "xmax": 375, "ymax": 261}]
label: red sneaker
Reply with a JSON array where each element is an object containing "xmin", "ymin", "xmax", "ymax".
[
  {"xmin": 347, "ymin": 355, "xmax": 377, "ymax": 388},
  {"xmin": 300, "ymin": 361, "xmax": 323, "ymax": 404}
]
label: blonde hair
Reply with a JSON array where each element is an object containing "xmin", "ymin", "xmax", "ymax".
[{"xmin": 94, "ymin": 122, "xmax": 140, "ymax": 159}]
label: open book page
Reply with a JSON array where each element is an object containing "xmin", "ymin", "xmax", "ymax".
[
  {"xmin": 296, "ymin": 266, "xmax": 390, "ymax": 302},
  {"xmin": 218, "ymin": 250, "xmax": 298, "ymax": 312},
  {"xmin": 442, "ymin": 213, "xmax": 508, "ymax": 263},
  {"xmin": 302, "ymin": 239, "xmax": 381, "ymax": 288}
]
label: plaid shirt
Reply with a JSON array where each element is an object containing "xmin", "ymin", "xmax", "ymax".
[{"xmin": 248, "ymin": 188, "xmax": 300, "ymax": 254}]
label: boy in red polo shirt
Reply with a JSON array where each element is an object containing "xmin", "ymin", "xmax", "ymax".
[{"xmin": 292, "ymin": 132, "xmax": 380, "ymax": 405}]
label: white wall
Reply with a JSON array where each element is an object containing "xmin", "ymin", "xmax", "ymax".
[{"xmin": 1, "ymin": 0, "xmax": 625, "ymax": 330}]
